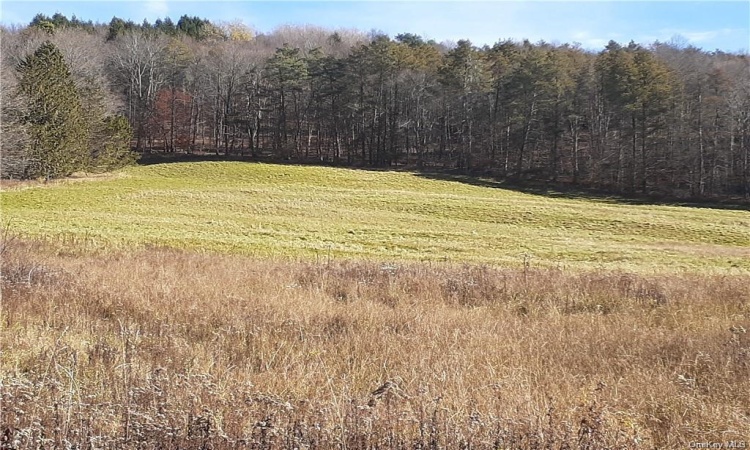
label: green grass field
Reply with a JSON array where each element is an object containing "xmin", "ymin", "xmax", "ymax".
[{"xmin": 2, "ymin": 161, "xmax": 749, "ymax": 272}]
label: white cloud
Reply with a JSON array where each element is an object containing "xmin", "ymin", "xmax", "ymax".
[
  {"xmin": 625, "ymin": 27, "xmax": 748, "ymax": 51},
  {"xmin": 680, "ymin": 30, "xmax": 719, "ymax": 43},
  {"xmin": 143, "ymin": 0, "xmax": 169, "ymax": 20},
  {"xmin": 324, "ymin": 2, "xmax": 553, "ymax": 46},
  {"xmin": 658, "ymin": 27, "xmax": 741, "ymax": 44}
]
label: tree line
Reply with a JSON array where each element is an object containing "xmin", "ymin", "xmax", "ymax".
[{"xmin": 2, "ymin": 14, "xmax": 748, "ymax": 200}]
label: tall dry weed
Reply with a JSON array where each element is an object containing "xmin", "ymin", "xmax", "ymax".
[{"xmin": 1, "ymin": 239, "xmax": 748, "ymax": 448}]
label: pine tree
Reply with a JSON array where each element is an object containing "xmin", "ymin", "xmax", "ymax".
[
  {"xmin": 267, "ymin": 45, "xmax": 309, "ymax": 158},
  {"xmin": 439, "ymin": 40, "xmax": 490, "ymax": 169},
  {"xmin": 91, "ymin": 116, "xmax": 137, "ymax": 171},
  {"xmin": 78, "ymin": 80, "xmax": 138, "ymax": 171},
  {"xmin": 17, "ymin": 41, "xmax": 90, "ymax": 179}
]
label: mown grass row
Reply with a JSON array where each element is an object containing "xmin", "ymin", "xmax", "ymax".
[{"xmin": 2, "ymin": 162, "xmax": 749, "ymax": 272}]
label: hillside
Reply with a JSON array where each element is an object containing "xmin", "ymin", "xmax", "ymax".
[
  {"xmin": 2, "ymin": 162, "xmax": 748, "ymax": 272},
  {"xmin": 3, "ymin": 162, "xmax": 750, "ymax": 447}
]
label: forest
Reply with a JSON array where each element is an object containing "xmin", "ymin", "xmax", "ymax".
[{"xmin": 2, "ymin": 13, "xmax": 749, "ymax": 201}]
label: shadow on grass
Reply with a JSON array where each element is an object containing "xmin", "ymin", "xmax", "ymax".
[
  {"xmin": 135, "ymin": 152, "xmax": 253, "ymax": 166},
  {"xmin": 135, "ymin": 150, "xmax": 398, "ymax": 172},
  {"xmin": 414, "ymin": 171, "xmax": 750, "ymax": 211},
  {"xmin": 135, "ymin": 152, "xmax": 750, "ymax": 211}
]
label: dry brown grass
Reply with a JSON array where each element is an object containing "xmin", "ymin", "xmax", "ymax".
[
  {"xmin": 0, "ymin": 172, "xmax": 121, "ymax": 191},
  {"xmin": 1, "ymin": 239, "xmax": 749, "ymax": 449}
]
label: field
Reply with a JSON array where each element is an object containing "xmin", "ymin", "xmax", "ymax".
[
  {"xmin": 2, "ymin": 162, "xmax": 750, "ymax": 448},
  {"xmin": 2, "ymin": 162, "xmax": 749, "ymax": 272}
]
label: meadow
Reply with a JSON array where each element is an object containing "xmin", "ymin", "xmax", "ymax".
[
  {"xmin": 2, "ymin": 161, "xmax": 749, "ymax": 272},
  {"xmin": 1, "ymin": 162, "xmax": 749, "ymax": 448}
]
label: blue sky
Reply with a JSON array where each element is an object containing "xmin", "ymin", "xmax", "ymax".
[{"xmin": 1, "ymin": 1, "xmax": 748, "ymax": 52}]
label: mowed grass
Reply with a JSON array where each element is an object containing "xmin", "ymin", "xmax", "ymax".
[{"xmin": 2, "ymin": 161, "xmax": 749, "ymax": 272}]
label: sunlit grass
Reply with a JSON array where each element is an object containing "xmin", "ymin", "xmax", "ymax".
[
  {"xmin": 2, "ymin": 161, "xmax": 748, "ymax": 272},
  {"xmin": 3, "ymin": 241, "xmax": 749, "ymax": 447}
]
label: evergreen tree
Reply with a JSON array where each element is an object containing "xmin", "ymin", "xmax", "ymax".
[
  {"xmin": 267, "ymin": 45, "xmax": 309, "ymax": 157},
  {"xmin": 177, "ymin": 15, "xmax": 213, "ymax": 40},
  {"xmin": 78, "ymin": 79, "xmax": 138, "ymax": 171},
  {"xmin": 29, "ymin": 13, "xmax": 56, "ymax": 34},
  {"xmin": 440, "ymin": 40, "xmax": 491, "ymax": 169},
  {"xmin": 17, "ymin": 41, "xmax": 89, "ymax": 179},
  {"xmin": 91, "ymin": 115, "xmax": 137, "ymax": 171},
  {"xmin": 107, "ymin": 17, "xmax": 137, "ymax": 41}
]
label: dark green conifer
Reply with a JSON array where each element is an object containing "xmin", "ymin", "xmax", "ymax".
[{"xmin": 17, "ymin": 41, "xmax": 89, "ymax": 179}]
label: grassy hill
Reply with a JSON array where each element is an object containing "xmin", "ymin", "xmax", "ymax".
[
  {"xmin": 3, "ymin": 162, "xmax": 750, "ymax": 447},
  {"xmin": 2, "ymin": 161, "xmax": 749, "ymax": 272}
]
